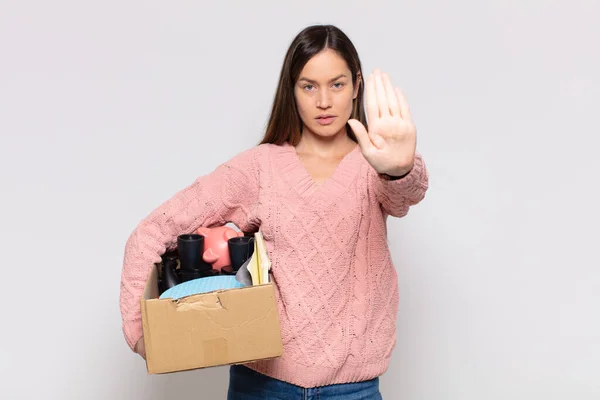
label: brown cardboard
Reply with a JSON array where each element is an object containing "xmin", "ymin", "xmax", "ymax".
[{"xmin": 140, "ymin": 263, "xmax": 283, "ymax": 374}]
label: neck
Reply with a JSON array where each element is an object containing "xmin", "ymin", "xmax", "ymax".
[{"xmin": 296, "ymin": 126, "xmax": 356, "ymax": 158}]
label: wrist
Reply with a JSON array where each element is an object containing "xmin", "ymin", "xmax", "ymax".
[
  {"xmin": 380, "ymin": 165, "xmax": 413, "ymax": 181},
  {"xmin": 380, "ymin": 171, "xmax": 410, "ymax": 181}
]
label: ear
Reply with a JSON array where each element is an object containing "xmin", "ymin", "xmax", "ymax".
[
  {"xmin": 223, "ymin": 229, "xmax": 239, "ymax": 241},
  {"xmin": 197, "ymin": 227, "xmax": 211, "ymax": 237},
  {"xmin": 203, "ymin": 248, "xmax": 218, "ymax": 263},
  {"xmin": 353, "ymin": 72, "xmax": 362, "ymax": 100}
]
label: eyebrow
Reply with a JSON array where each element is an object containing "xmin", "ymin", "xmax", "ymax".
[{"xmin": 297, "ymin": 74, "xmax": 347, "ymax": 84}]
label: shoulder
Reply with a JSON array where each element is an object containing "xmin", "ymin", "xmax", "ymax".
[
  {"xmin": 232, "ymin": 142, "xmax": 288, "ymax": 158},
  {"xmin": 219, "ymin": 142, "xmax": 289, "ymax": 173}
]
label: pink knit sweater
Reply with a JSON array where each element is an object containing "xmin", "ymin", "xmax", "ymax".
[{"xmin": 120, "ymin": 142, "xmax": 428, "ymax": 387}]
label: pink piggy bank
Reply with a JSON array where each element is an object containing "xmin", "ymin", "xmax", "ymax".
[{"xmin": 196, "ymin": 226, "xmax": 244, "ymax": 271}]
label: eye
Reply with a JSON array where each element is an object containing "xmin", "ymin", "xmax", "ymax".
[
  {"xmin": 333, "ymin": 82, "xmax": 344, "ymax": 89},
  {"xmin": 303, "ymin": 84, "xmax": 315, "ymax": 91}
]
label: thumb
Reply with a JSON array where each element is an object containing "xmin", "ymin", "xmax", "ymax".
[{"xmin": 347, "ymin": 119, "xmax": 371, "ymax": 153}]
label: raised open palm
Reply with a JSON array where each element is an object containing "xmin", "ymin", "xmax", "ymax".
[{"xmin": 348, "ymin": 69, "xmax": 417, "ymax": 177}]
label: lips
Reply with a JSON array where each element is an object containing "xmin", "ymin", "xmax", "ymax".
[{"xmin": 316, "ymin": 115, "xmax": 336, "ymax": 125}]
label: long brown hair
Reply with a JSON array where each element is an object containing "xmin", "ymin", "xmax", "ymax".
[{"xmin": 259, "ymin": 24, "xmax": 367, "ymax": 146}]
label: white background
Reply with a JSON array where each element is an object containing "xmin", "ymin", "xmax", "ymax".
[{"xmin": 1, "ymin": 1, "xmax": 599, "ymax": 399}]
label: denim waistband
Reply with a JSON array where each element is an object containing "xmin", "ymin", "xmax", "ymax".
[{"xmin": 227, "ymin": 364, "xmax": 382, "ymax": 399}]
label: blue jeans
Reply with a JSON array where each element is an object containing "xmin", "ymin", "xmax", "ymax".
[{"xmin": 227, "ymin": 364, "xmax": 383, "ymax": 399}]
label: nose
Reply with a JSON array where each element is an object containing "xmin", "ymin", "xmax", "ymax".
[{"xmin": 316, "ymin": 88, "xmax": 332, "ymax": 109}]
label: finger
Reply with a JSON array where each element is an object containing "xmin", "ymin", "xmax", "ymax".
[
  {"xmin": 383, "ymin": 73, "xmax": 401, "ymax": 117},
  {"xmin": 347, "ymin": 119, "xmax": 373, "ymax": 152},
  {"xmin": 395, "ymin": 87, "xmax": 413, "ymax": 122},
  {"xmin": 349, "ymin": 119, "xmax": 387, "ymax": 151},
  {"xmin": 374, "ymin": 69, "xmax": 390, "ymax": 117},
  {"xmin": 365, "ymin": 74, "xmax": 378, "ymax": 123}
]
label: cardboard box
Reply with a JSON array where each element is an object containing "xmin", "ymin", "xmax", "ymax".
[{"xmin": 140, "ymin": 263, "xmax": 283, "ymax": 374}]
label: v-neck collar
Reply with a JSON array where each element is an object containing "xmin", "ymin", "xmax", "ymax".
[{"xmin": 274, "ymin": 142, "xmax": 362, "ymax": 201}]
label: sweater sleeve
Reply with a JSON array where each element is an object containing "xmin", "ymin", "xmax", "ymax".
[
  {"xmin": 119, "ymin": 146, "xmax": 261, "ymax": 351},
  {"xmin": 370, "ymin": 152, "xmax": 429, "ymax": 218}
]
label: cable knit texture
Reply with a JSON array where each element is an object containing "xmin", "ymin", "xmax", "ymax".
[{"xmin": 119, "ymin": 142, "xmax": 428, "ymax": 388}]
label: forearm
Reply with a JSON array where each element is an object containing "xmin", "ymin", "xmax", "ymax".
[
  {"xmin": 119, "ymin": 177, "xmax": 223, "ymax": 350},
  {"xmin": 373, "ymin": 152, "xmax": 429, "ymax": 217},
  {"xmin": 119, "ymin": 149, "xmax": 261, "ymax": 350}
]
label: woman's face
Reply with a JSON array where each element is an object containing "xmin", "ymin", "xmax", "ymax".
[{"xmin": 294, "ymin": 48, "xmax": 360, "ymax": 139}]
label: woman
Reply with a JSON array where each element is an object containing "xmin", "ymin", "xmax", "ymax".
[{"xmin": 119, "ymin": 24, "xmax": 428, "ymax": 399}]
